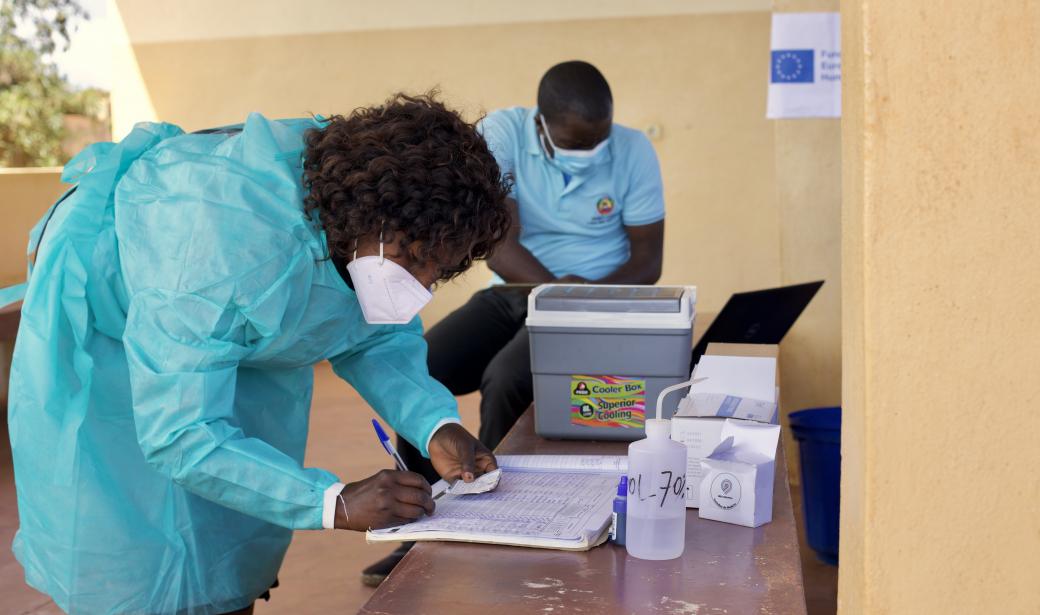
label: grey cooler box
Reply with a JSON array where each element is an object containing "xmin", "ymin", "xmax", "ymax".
[{"xmin": 526, "ymin": 284, "xmax": 696, "ymax": 441}]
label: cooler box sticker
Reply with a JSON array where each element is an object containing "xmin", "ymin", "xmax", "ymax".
[{"xmin": 570, "ymin": 375, "xmax": 646, "ymax": 428}]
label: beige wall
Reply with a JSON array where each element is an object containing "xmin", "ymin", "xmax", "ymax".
[
  {"xmin": 841, "ymin": 2, "xmax": 1040, "ymax": 613},
  {"xmin": 114, "ymin": 0, "xmax": 772, "ymax": 44},
  {"xmin": 771, "ymin": 0, "xmax": 841, "ymax": 483},
  {"xmin": 0, "ymin": 169, "xmax": 66, "ymax": 288},
  {"xmin": 99, "ymin": 7, "xmax": 846, "ymax": 493},
  {"xmin": 120, "ymin": 12, "xmax": 788, "ymax": 327},
  {"xmin": 108, "ymin": 0, "xmax": 157, "ymax": 137},
  {"xmin": 0, "ymin": 170, "xmax": 64, "ymax": 408},
  {"xmin": 108, "ymin": 7, "xmax": 844, "ymax": 481}
]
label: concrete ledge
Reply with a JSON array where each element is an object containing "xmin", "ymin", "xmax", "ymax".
[{"xmin": 0, "ymin": 169, "xmax": 65, "ymax": 284}]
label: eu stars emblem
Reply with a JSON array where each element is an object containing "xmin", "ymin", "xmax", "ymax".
[{"xmin": 771, "ymin": 49, "xmax": 815, "ymax": 83}]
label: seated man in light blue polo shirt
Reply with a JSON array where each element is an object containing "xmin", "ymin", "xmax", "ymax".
[{"xmin": 365, "ymin": 61, "xmax": 664, "ymax": 584}]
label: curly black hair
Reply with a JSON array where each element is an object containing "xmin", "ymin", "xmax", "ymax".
[{"xmin": 303, "ymin": 92, "xmax": 512, "ymax": 281}]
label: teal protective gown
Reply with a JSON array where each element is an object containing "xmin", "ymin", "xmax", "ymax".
[{"xmin": 7, "ymin": 114, "xmax": 459, "ymax": 614}]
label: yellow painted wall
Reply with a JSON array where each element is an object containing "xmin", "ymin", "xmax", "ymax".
[
  {"xmin": 5, "ymin": 5, "xmax": 847, "ymax": 489},
  {"xmin": 771, "ymin": 0, "xmax": 841, "ymax": 485},
  {"xmin": 108, "ymin": 0, "xmax": 158, "ymax": 137},
  {"xmin": 120, "ymin": 12, "xmax": 785, "ymax": 327},
  {"xmin": 841, "ymin": 2, "xmax": 1040, "ymax": 613},
  {"xmin": 107, "ymin": 7, "xmax": 846, "ymax": 484},
  {"xmin": 0, "ymin": 169, "xmax": 66, "ymax": 288},
  {"xmin": 0, "ymin": 170, "xmax": 64, "ymax": 408},
  {"xmin": 113, "ymin": 0, "xmax": 772, "ymax": 44}
]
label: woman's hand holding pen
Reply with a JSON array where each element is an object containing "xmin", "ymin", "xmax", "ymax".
[
  {"xmin": 335, "ymin": 421, "xmax": 495, "ymax": 530},
  {"xmin": 335, "ymin": 470, "xmax": 435, "ymax": 530}
]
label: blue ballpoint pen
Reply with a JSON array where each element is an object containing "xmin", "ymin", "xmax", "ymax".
[{"xmin": 371, "ymin": 419, "xmax": 409, "ymax": 472}]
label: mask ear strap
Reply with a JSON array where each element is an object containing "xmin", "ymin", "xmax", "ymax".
[
  {"xmin": 378, "ymin": 227, "xmax": 385, "ymax": 265},
  {"xmin": 538, "ymin": 114, "xmax": 555, "ymax": 156}
]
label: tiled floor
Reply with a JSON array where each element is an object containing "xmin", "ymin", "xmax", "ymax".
[{"xmin": 1, "ymin": 362, "xmax": 836, "ymax": 614}]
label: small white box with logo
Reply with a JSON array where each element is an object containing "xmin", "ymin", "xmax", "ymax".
[
  {"xmin": 670, "ymin": 350, "xmax": 778, "ymax": 508},
  {"xmin": 698, "ymin": 419, "xmax": 781, "ymax": 528}
]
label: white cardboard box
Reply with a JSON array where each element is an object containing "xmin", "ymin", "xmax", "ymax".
[
  {"xmin": 698, "ymin": 419, "xmax": 781, "ymax": 528},
  {"xmin": 670, "ymin": 346, "xmax": 779, "ymax": 508},
  {"xmin": 671, "ymin": 416, "xmax": 727, "ymax": 508},
  {"xmin": 685, "ymin": 354, "xmax": 778, "ymax": 423}
]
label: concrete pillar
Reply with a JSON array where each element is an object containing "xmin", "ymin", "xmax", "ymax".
[{"xmin": 841, "ymin": 2, "xmax": 1040, "ymax": 612}]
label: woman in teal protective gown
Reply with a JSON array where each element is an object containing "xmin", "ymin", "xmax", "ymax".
[{"xmin": 6, "ymin": 93, "xmax": 509, "ymax": 614}]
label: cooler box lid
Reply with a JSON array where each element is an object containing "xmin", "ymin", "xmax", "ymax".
[{"xmin": 526, "ymin": 284, "xmax": 696, "ymax": 330}]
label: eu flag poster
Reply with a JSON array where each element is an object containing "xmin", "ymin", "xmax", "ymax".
[{"xmin": 767, "ymin": 13, "xmax": 841, "ymax": 119}]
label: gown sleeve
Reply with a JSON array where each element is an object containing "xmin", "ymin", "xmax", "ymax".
[
  {"xmin": 116, "ymin": 120, "xmax": 339, "ymax": 530},
  {"xmin": 123, "ymin": 287, "xmax": 339, "ymax": 530},
  {"xmin": 328, "ymin": 317, "xmax": 461, "ymax": 458}
]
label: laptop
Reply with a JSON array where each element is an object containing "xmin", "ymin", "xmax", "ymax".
[{"xmin": 690, "ymin": 280, "xmax": 824, "ymax": 371}]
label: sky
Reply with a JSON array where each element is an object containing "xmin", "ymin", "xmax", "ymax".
[{"xmin": 52, "ymin": 0, "xmax": 112, "ymax": 90}]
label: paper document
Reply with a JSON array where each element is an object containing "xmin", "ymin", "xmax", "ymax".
[
  {"xmin": 684, "ymin": 394, "xmax": 777, "ymax": 423},
  {"xmin": 690, "ymin": 355, "xmax": 776, "ymax": 402},
  {"xmin": 495, "ymin": 454, "xmax": 628, "ymax": 474},
  {"xmin": 367, "ymin": 455, "xmax": 625, "ymax": 550},
  {"xmin": 678, "ymin": 355, "xmax": 778, "ymax": 423},
  {"xmin": 446, "ymin": 469, "xmax": 502, "ymax": 495}
]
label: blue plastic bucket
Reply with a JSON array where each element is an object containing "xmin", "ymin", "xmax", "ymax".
[{"xmin": 789, "ymin": 406, "xmax": 841, "ymax": 565}]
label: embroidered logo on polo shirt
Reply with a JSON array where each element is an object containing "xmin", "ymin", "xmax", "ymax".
[{"xmin": 596, "ymin": 196, "xmax": 615, "ymax": 215}]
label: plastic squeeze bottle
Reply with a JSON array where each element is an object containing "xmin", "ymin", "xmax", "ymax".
[{"xmin": 625, "ymin": 382, "xmax": 690, "ymax": 560}]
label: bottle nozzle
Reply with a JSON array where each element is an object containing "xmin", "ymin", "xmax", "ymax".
[{"xmin": 654, "ymin": 379, "xmax": 694, "ymax": 420}]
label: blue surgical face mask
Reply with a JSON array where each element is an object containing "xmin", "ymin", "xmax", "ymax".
[{"xmin": 538, "ymin": 114, "xmax": 610, "ymax": 176}]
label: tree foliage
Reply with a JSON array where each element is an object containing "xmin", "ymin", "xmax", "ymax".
[{"xmin": 0, "ymin": 0, "xmax": 105, "ymax": 167}]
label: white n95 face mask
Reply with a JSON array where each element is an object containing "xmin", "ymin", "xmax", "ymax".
[{"xmin": 346, "ymin": 242, "xmax": 433, "ymax": 325}]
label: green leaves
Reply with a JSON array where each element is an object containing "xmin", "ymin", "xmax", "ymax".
[
  {"xmin": 0, "ymin": 0, "xmax": 104, "ymax": 167},
  {"xmin": 1, "ymin": 0, "xmax": 89, "ymax": 56},
  {"xmin": 0, "ymin": 45, "xmax": 65, "ymax": 166}
]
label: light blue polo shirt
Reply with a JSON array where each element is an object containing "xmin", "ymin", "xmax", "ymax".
[{"xmin": 479, "ymin": 107, "xmax": 665, "ymax": 282}]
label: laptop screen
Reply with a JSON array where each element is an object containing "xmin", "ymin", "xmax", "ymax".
[{"xmin": 690, "ymin": 280, "xmax": 823, "ymax": 371}]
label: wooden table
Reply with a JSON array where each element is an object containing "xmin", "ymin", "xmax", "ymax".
[{"xmin": 361, "ymin": 410, "xmax": 807, "ymax": 615}]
